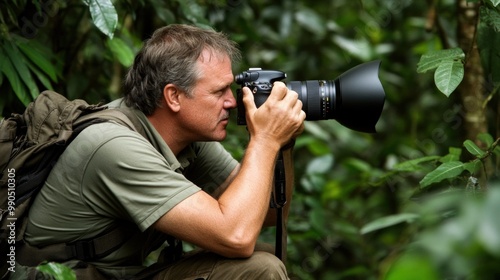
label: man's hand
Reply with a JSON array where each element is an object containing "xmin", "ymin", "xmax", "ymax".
[{"xmin": 242, "ymin": 82, "xmax": 306, "ymax": 150}]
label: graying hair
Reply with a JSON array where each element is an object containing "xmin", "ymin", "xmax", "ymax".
[{"xmin": 123, "ymin": 24, "xmax": 241, "ymax": 115}]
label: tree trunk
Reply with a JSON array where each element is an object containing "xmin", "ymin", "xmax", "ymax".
[{"xmin": 456, "ymin": 0, "xmax": 487, "ymax": 143}]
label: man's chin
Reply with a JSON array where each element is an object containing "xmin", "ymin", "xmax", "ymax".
[{"xmin": 204, "ymin": 131, "xmax": 227, "ymax": 142}]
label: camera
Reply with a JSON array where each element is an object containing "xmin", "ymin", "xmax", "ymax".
[{"xmin": 235, "ymin": 60, "xmax": 386, "ymax": 133}]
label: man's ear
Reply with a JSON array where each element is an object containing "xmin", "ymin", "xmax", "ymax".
[{"xmin": 163, "ymin": 84, "xmax": 181, "ymax": 112}]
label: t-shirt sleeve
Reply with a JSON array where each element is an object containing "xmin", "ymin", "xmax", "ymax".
[
  {"xmin": 184, "ymin": 142, "xmax": 238, "ymax": 194},
  {"xmin": 80, "ymin": 131, "xmax": 200, "ymax": 232}
]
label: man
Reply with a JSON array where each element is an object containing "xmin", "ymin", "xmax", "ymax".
[{"xmin": 20, "ymin": 24, "xmax": 305, "ymax": 279}]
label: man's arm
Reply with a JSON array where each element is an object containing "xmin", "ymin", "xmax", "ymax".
[
  {"xmin": 212, "ymin": 142, "xmax": 295, "ymax": 228},
  {"xmin": 153, "ymin": 82, "xmax": 305, "ymax": 258}
]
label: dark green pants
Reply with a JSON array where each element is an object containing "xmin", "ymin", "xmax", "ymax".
[{"xmin": 153, "ymin": 246, "xmax": 289, "ymax": 280}]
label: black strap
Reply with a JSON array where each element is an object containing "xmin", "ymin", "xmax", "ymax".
[
  {"xmin": 17, "ymin": 224, "xmax": 135, "ymax": 266},
  {"xmin": 271, "ymin": 151, "xmax": 287, "ymax": 260},
  {"xmin": 67, "ymin": 224, "xmax": 135, "ymax": 260}
]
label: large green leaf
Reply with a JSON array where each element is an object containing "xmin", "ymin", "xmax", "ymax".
[
  {"xmin": 361, "ymin": 213, "xmax": 419, "ymax": 234},
  {"xmin": 434, "ymin": 60, "xmax": 464, "ymax": 97},
  {"xmin": 0, "ymin": 45, "xmax": 29, "ymax": 105},
  {"xmin": 17, "ymin": 41, "xmax": 58, "ymax": 82},
  {"xmin": 3, "ymin": 41, "xmax": 39, "ymax": 99},
  {"xmin": 419, "ymin": 161, "xmax": 465, "ymax": 188},
  {"xmin": 416, "ymin": 48, "xmax": 465, "ymax": 73},
  {"xmin": 26, "ymin": 63, "xmax": 53, "ymax": 90},
  {"xmin": 83, "ymin": 0, "xmax": 118, "ymax": 39},
  {"xmin": 463, "ymin": 139, "xmax": 486, "ymax": 157}
]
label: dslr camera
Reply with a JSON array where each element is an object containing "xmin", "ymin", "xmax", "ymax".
[{"xmin": 235, "ymin": 60, "xmax": 385, "ymax": 133}]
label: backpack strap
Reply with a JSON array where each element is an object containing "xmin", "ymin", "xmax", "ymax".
[
  {"xmin": 75, "ymin": 107, "xmax": 148, "ymax": 140},
  {"xmin": 16, "ymin": 223, "xmax": 136, "ymax": 266}
]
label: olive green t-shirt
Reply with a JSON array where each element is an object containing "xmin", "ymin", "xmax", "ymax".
[{"xmin": 24, "ymin": 99, "xmax": 238, "ymax": 276}]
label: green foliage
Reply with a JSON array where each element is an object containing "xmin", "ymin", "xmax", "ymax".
[
  {"xmin": 36, "ymin": 262, "xmax": 76, "ymax": 280},
  {"xmin": 1, "ymin": 0, "xmax": 499, "ymax": 279},
  {"xmin": 478, "ymin": 5, "xmax": 500, "ymax": 84},
  {"xmin": 360, "ymin": 213, "xmax": 419, "ymax": 235},
  {"xmin": 385, "ymin": 186, "xmax": 500, "ymax": 279},
  {"xmin": 82, "ymin": 0, "xmax": 118, "ymax": 38},
  {"xmin": 392, "ymin": 133, "xmax": 499, "ymax": 189},
  {"xmin": 489, "ymin": 0, "xmax": 500, "ymax": 7},
  {"xmin": 419, "ymin": 161, "xmax": 465, "ymax": 188},
  {"xmin": 417, "ymin": 48, "xmax": 465, "ymax": 97}
]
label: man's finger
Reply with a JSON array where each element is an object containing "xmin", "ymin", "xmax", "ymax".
[{"xmin": 242, "ymin": 87, "xmax": 257, "ymax": 118}]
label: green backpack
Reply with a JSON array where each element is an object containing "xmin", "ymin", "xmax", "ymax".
[{"xmin": 0, "ymin": 90, "xmax": 146, "ymax": 278}]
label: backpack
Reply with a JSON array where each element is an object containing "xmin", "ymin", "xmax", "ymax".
[{"xmin": 0, "ymin": 90, "xmax": 147, "ymax": 278}]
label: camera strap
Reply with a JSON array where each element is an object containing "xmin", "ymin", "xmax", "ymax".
[{"xmin": 271, "ymin": 151, "xmax": 287, "ymax": 261}]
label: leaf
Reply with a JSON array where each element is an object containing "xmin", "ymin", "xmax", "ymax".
[
  {"xmin": 17, "ymin": 41, "xmax": 58, "ymax": 82},
  {"xmin": 361, "ymin": 213, "xmax": 419, "ymax": 234},
  {"xmin": 37, "ymin": 262, "xmax": 76, "ymax": 280},
  {"xmin": 306, "ymin": 154, "xmax": 334, "ymax": 174},
  {"xmin": 392, "ymin": 156, "xmax": 440, "ymax": 172},
  {"xmin": 440, "ymin": 147, "xmax": 462, "ymax": 163},
  {"xmin": 333, "ymin": 35, "xmax": 373, "ymax": 61},
  {"xmin": 83, "ymin": 0, "xmax": 118, "ymax": 39},
  {"xmin": 26, "ymin": 62, "xmax": 53, "ymax": 90},
  {"xmin": 463, "ymin": 160, "xmax": 482, "ymax": 174},
  {"xmin": 177, "ymin": 0, "xmax": 209, "ymax": 24},
  {"xmin": 488, "ymin": 0, "xmax": 500, "ymax": 7},
  {"xmin": 106, "ymin": 37, "xmax": 135, "ymax": 67},
  {"xmin": 0, "ymin": 45, "xmax": 30, "ymax": 105},
  {"xmin": 294, "ymin": 8, "xmax": 326, "ymax": 37},
  {"xmin": 417, "ymin": 48, "xmax": 465, "ymax": 73},
  {"xmin": 3, "ymin": 41, "xmax": 39, "ymax": 99},
  {"xmin": 478, "ymin": 132, "xmax": 494, "ymax": 147},
  {"xmin": 463, "ymin": 139, "xmax": 486, "ymax": 157},
  {"xmin": 434, "ymin": 60, "xmax": 464, "ymax": 97},
  {"xmin": 343, "ymin": 158, "xmax": 372, "ymax": 173},
  {"xmin": 419, "ymin": 161, "xmax": 465, "ymax": 188}
]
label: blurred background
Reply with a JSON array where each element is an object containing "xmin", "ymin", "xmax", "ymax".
[{"xmin": 1, "ymin": 0, "xmax": 499, "ymax": 279}]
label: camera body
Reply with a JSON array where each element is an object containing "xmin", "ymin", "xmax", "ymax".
[{"xmin": 235, "ymin": 68, "xmax": 287, "ymax": 125}]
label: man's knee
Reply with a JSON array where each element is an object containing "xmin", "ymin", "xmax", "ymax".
[{"xmin": 244, "ymin": 251, "xmax": 288, "ymax": 279}]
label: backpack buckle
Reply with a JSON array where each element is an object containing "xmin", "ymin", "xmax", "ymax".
[{"xmin": 68, "ymin": 239, "xmax": 96, "ymax": 260}]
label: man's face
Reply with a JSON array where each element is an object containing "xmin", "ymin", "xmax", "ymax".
[{"xmin": 177, "ymin": 50, "xmax": 236, "ymax": 142}]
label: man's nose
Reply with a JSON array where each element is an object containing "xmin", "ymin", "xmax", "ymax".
[{"xmin": 225, "ymin": 89, "xmax": 237, "ymax": 109}]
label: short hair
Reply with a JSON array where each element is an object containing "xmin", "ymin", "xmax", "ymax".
[{"xmin": 123, "ymin": 24, "xmax": 241, "ymax": 115}]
